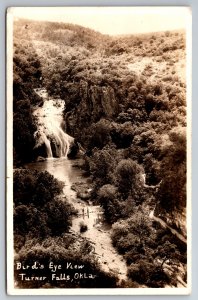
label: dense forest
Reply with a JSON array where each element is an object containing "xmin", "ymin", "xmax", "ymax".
[{"xmin": 13, "ymin": 18, "xmax": 187, "ymax": 288}]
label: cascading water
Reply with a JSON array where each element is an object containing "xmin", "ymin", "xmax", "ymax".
[
  {"xmin": 33, "ymin": 88, "xmax": 74, "ymax": 158},
  {"xmin": 35, "ymin": 131, "xmax": 53, "ymax": 158}
]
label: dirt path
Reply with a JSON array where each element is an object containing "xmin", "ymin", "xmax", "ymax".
[{"xmin": 71, "ymin": 201, "xmax": 128, "ymax": 281}]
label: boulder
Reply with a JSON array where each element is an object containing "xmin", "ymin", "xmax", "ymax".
[{"xmin": 36, "ymin": 156, "xmax": 46, "ymax": 162}]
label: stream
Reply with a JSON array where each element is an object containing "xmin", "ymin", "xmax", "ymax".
[{"xmin": 27, "ymin": 88, "xmax": 128, "ymax": 281}]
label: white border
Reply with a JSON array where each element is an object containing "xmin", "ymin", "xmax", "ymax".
[
  {"xmin": 6, "ymin": 7, "xmax": 14, "ymax": 296},
  {"xmin": 186, "ymin": 7, "xmax": 192, "ymax": 294},
  {"xmin": 6, "ymin": 6, "xmax": 192, "ymax": 295}
]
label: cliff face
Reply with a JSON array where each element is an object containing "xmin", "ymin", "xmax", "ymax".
[{"xmin": 64, "ymin": 80, "xmax": 119, "ymax": 138}]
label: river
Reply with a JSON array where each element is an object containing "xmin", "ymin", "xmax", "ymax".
[{"xmin": 27, "ymin": 88, "xmax": 128, "ymax": 281}]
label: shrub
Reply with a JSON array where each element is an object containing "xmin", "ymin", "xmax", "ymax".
[
  {"xmin": 114, "ymin": 158, "xmax": 143, "ymax": 197},
  {"xmin": 79, "ymin": 221, "xmax": 88, "ymax": 233},
  {"xmin": 128, "ymin": 260, "xmax": 170, "ymax": 287}
]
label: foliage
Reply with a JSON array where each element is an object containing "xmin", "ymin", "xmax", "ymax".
[
  {"xmin": 156, "ymin": 127, "xmax": 186, "ymax": 214},
  {"xmin": 127, "ymin": 260, "xmax": 170, "ymax": 288},
  {"xmin": 13, "ymin": 40, "xmax": 43, "ymax": 164},
  {"xmin": 14, "ymin": 235, "xmax": 118, "ymax": 288},
  {"xmin": 97, "ymin": 184, "xmax": 130, "ymax": 223},
  {"xmin": 89, "ymin": 146, "xmax": 120, "ymax": 188},
  {"xmin": 14, "ymin": 169, "xmax": 63, "ymax": 206},
  {"xmin": 111, "ymin": 211, "xmax": 187, "ymax": 287},
  {"xmin": 111, "ymin": 211, "xmax": 154, "ymax": 254},
  {"xmin": 114, "ymin": 159, "xmax": 144, "ymax": 197},
  {"xmin": 14, "ymin": 169, "xmax": 75, "ymax": 250}
]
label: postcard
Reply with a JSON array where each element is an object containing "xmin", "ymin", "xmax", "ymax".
[{"xmin": 6, "ymin": 6, "xmax": 191, "ymax": 295}]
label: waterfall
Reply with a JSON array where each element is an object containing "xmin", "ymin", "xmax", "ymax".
[
  {"xmin": 34, "ymin": 130, "xmax": 53, "ymax": 158},
  {"xmin": 33, "ymin": 88, "xmax": 74, "ymax": 159},
  {"xmin": 42, "ymin": 132, "xmax": 53, "ymax": 158},
  {"xmin": 34, "ymin": 127, "xmax": 74, "ymax": 158},
  {"xmin": 51, "ymin": 126, "xmax": 71, "ymax": 157}
]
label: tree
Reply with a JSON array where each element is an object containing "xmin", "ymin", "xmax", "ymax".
[
  {"xmin": 157, "ymin": 127, "xmax": 186, "ymax": 213},
  {"xmin": 89, "ymin": 147, "xmax": 119, "ymax": 187},
  {"xmin": 97, "ymin": 184, "xmax": 117, "ymax": 204},
  {"xmin": 86, "ymin": 119, "xmax": 111, "ymax": 150},
  {"xmin": 13, "ymin": 40, "xmax": 43, "ymax": 165},
  {"xmin": 114, "ymin": 159, "xmax": 143, "ymax": 197},
  {"xmin": 44, "ymin": 199, "xmax": 73, "ymax": 236},
  {"xmin": 111, "ymin": 211, "xmax": 154, "ymax": 255},
  {"xmin": 156, "ymin": 241, "xmax": 181, "ymax": 271},
  {"xmin": 14, "ymin": 170, "xmax": 63, "ymax": 207},
  {"xmin": 14, "ymin": 169, "xmax": 75, "ymax": 250},
  {"xmin": 143, "ymin": 153, "xmax": 161, "ymax": 185},
  {"xmin": 127, "ymin": 259, "xmax": 170, "ymax": 287},
  {"xmin": 14, "ymin": 204, "xmax": 50, "ymax": 240}
]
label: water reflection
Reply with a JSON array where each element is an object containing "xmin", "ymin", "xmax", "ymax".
[{"xmin": 27, "ymin": 158, "xmax": 85, "ymax": 197}]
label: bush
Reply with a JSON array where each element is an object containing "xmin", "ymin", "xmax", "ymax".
[
  {"xmin": 128, "ymin": 260, "xmax": 170, "ymax": 287},
  {"xmin": 79, "ymin": 221, "xmax": 88, "ymax": 233},
  {"xmin": 114, "ymin": 159, "xmax": 143, "ymax": 198}
]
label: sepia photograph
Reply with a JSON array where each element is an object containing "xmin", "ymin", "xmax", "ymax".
[{"xmin": 6, "ymin": 6, "xmax": 191, "ymax": 295}]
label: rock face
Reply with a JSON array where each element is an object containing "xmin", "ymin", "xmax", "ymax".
[
  {"xmin": 67, "ymin": 139, "xmax": 79, "ymax": 159},
  {"xmin": 64, "ymin": 80, "xmax": 119, "ymax": 137}
]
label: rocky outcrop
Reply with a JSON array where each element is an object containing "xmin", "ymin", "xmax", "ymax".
[
  {"xmin": 64, "ymin": 80, "xmax": 119, "ymax": 137},
  {"xmin": 71, "ymin": 181, "xmax": 92, "ymax": 201},
  {"xmin": 36, "ymin": 156, "xmax": 46, "ymax": 162}
]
